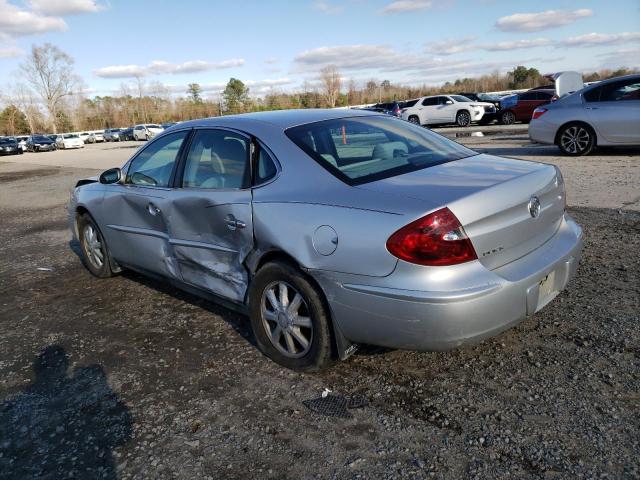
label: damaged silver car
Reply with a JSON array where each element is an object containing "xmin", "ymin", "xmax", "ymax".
[{"xmin": 69, "ymin": 109, "xmax": 583, "ymax": 371}]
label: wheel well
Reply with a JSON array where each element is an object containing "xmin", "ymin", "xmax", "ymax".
[
  {"xmin": 457, "ymin": 109, "xmax": 470, "ymax": 116},
  {"xmin": 74, "ymin": 206, "xmax": 90, "ymax": 237},
  {"xmin": 253, "ymin": 250, "xmax": 300, "ymax": 274},
  {"xmin": 249, "ymin": 250, "xmax": 346, "ymax": 359},
  {"xmin": 554, "ymin": 121, "xmax": 597, "ymax": 146}
]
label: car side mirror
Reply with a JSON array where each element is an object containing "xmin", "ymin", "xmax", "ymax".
[
  {"xmin": 99, "ymin": 167, "xmax": 122, "ymax": 184},
  {"xmin": 445, "ymin": 100, "xmax": 453, "ymax": 105}
]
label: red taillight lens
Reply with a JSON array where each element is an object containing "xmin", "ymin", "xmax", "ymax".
[
  {"xmin": 386, "ymin": 208, "xmax": 477, "ymax": 266},
  {"xmin": 532, "ymin": 107, "xmax": 547, "ymax": 120}
]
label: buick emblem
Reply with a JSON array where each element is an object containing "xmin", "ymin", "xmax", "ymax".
[{"xmin": 528, "ymin": 196, "xmax": 541, "ymax": 218}]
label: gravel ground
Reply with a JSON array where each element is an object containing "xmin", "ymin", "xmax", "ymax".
[{"xmin": 0, "ymin": 133, "xmax": 639, "ymax": 479}]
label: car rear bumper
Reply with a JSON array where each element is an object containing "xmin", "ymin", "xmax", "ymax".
[
  {"xmin": 312, "ymin": 213, "xmax": 583, "ymax": 351},
  {"xmin": 529, "ymin": 119, "xmax": 557, "ymax": 145}
]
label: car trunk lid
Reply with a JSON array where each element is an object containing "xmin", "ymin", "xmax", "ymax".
[{"xmin": 357, "ymin": 154, "xmax": 566, "ymax": 270}]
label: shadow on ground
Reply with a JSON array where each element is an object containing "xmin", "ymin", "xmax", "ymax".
[{"xmin": 0, "ymin": 345, "xmax": 132, "ymax": 479}]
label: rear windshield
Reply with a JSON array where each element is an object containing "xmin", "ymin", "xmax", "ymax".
[{"xmin": 285, "ymin": 116, "xmax": 477, "ymax": 185}]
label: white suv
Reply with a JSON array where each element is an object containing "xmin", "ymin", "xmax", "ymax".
[
  {"xmin": 401, "ymin": 95, "xmax": 496, "ymax": 127},
  {"xmin": 133, "ymin": 124, "xmax": 164, "ymax": 141}
]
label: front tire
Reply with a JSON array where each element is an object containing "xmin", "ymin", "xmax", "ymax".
[
  {"xmin": 78, "ymin": 213, "xmax": 115, "ymax": 278},
  {"xmin": 249, "ymin": 261, "xmax": 334, "ymax": 372},
  {"xmin": 408, "ymin": 115, "xmax": 420, "ymax": 126},
  {"xmin": 456, "ymin": 110, "xmax": 471, "ymax": 127},
  {"xmin": 558, "ymin": 123, "xmax": 595, "ymax": 156}
]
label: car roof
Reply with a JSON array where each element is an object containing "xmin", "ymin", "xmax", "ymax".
[{"xmin": 175, "ymin": 108, "xmax": 381, "ymax": 131}]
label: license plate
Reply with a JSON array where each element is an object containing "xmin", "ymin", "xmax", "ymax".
[{"xmin": 538, "ymin": 270, "xmax": 557, "ymax": 304}]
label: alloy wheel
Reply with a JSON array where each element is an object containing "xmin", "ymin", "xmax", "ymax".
[
  {"xmin": 261, "ymin": 281, "xmax": 313, "ymax": 358},
  {"xmin": 560, "ymin": 126, "xmax": 590, "ymax": 154},
  {"xmin": 82, "ymin": 224, "xmax": 105, "ymax": 269},
  {"xmin": 502, "ymin": 111, "xmax": 515, "ymax": 125},
  {"xmin": 457, "ymin": 111, "xmax": 471, "ymax": 127}
]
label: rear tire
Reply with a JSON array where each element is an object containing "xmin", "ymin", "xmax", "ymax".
[
  {"xmin": 557, "ymin": 123, "xmax": 595, "ymax": 156},
  {"xmin": 78, "ymin": 213, "xmax": 115, "ymax": 278},
  {"xmin": 408, "ymin": 115, "xmax": 420, "ymax": 126},
  {"xmin": 500, "ymin": 110, "xmax": 516, "ymax": 125},
  {"xmin": 249, "ymin": 261, "xmax": 334, "ymax": 372},
  {"xmin": 456, "ymin": 110, "xmax": 471, "ymax": 127}
]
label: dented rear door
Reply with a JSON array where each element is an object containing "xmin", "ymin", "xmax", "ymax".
[
  {"xmin": 167, "ymin": 190, "xmax": 253, "ymax": 302},
  {"xmin": 166, "ymin": 127, "xmax": 254, "ymax": 303}
]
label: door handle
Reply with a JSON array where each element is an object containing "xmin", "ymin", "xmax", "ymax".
[
  {"xmin": 147, "ymin": 202, "xmax": 161, "ymax": 216},
  {"xmin": 225, "ymin": 215, "xmax": 246, "ymax": 230}
]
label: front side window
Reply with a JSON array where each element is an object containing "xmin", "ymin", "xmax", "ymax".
[
  {"xmin": 182, "ymin": 129, "xmax": 249, "ymax": 189},
  {"xmin": 126, "ymin": 131, "xmax": 188, "ymax": 187},
  {"xmin": 286, "ymin": 116, "xmax": 477, "ymax": 186}
]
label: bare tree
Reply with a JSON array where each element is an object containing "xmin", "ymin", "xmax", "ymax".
[
  {"xmin": 320, "ymin": 65, "xmax": 341, "ymax": 108},
  {"xmin": 11, "ymin": 83, "xmax": 41, "ymax": 134},
  {"xmin": 19, "ymin": 43, "xmax": 79, "ymax": 133}
]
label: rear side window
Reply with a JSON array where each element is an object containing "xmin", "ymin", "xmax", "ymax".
[
  {"xmin": 598, "ymin": 79, "xmax": 640, "ymax": 102},
  {"xmin": 404, "ymin": 99, "xmax": 419, "ymax": 108},
  {"xmin": 255, "ymin": 145, "xmax": 278, "ymax": 184},
  {"xmin": 286, "ymin": 116, "xmax": 476, "ymax": 186},
  {"xmin": 536, "ymin": 92, "xmax": 554, "ymax": 100},
  {"xmin": 422, "ymin": 97, "xmax": 438, "ymax": 106},
  {"xmin": 126, "ymin": 131, "xmax": 188, "ymax": 187}
]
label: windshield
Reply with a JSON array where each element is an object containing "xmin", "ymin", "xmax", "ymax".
[
  {"xmin": 286, "ymin": 116, "xmax": 477, "ymax": 186},
  {"xmin": 0, "ymin": 138, "xmax": 16, "ymax": 144},
  {"xmin": 147, "ymin": 124, "xmax": 162, "ymax": 129},
  {"xmin": 64, "ymin": 134, "xmax": 79, "ymax": 138},
  {"xmin": 33, "ymin": 136, "xmax": 50, "ymax": 142},
  {"xmin": 477, "ymin": 93, "xmax": 500, "ymax": 101},
  {"xmin": 450, "ymin": 95, "xmax": 472, "ymax": 102}
]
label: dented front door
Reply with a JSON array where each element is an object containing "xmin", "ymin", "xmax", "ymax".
[{"xmin": 167, "ymin": 189, "xmax": 253, "ymax": 302}]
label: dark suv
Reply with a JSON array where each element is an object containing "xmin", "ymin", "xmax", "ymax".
[
  {"xmin": 458, "ymin": 93, "xmax": 502, "ymax": 124},
  {"xmin": 499, "ymin": 89, "xmax": 556, "ymax": 125}
]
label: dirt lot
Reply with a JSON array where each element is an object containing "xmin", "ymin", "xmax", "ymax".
[{"xmin": 0, "ymin": 130, "xmax": 638, "ymax": 479}]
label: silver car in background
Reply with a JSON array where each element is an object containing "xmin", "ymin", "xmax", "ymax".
[
  {"xmin": 529, "ymin": 74, "xmax": 640, "ymax": 156},
  {"xmin": 69, "ymin": 109, "xmax": 583, "ymax": 371}
]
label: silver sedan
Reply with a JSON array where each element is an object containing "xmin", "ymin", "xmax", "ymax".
[
  {"xmin": 69, "ymin": 109, "xmax": 583, "ymax": 371},
  {"xmin": 529, "ymin": 74, "xmax": 640, "ymax": 156}
]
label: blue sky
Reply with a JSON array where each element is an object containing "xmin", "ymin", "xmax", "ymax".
[{"xmin": 0, "ymin": 0, "xmax": 638, "ymax": 98}]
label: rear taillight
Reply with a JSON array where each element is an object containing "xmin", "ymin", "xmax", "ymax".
[
  {"xmin": 386, "ymin": 208, "xmax": 477, "ymax": 266},
  {"xmin": 532, "ymin": 107, "xmax": 547, "ymax": 120}
]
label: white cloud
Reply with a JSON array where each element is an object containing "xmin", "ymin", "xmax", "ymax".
[
  {"xmin": 294, "ymin": 44, "xmax": 449, "ymax": 73},
  {"xmin": 560, "ymin": 32, "xmax": 640, "ymax": 47},
  {"xmin": 28, "ymin": 0, "xmax": 105, "ymax": 15},
  {"xmin": 482, "ymin": 38, "xmax": 552, "ymax": 51},
  {"xmin": 0, "ymin": 44, "xmax": 24, "ymax": 58},
  {"xmin": 496, "ymin": 9, "xmax": 592, "ymax": 32},
  {"xmin": 312, "ymin": 1, "xmax": 344, "ymax": 15},
  {"xmin": 380, "ymin": 0, "xmax": 432, "ymax": 15},
  {"xmin": 425, "ymin": 37, "xmax": 476, "ymax": 55},
  {"xmin": 595, "ymin": 48, "xmax": 640, "ymax": 69},
  {"xmin": 0, "ymin": 0, "xmax": 67, "ymax": 36},
  {"xmin": 94, "ymin": 58, "xmax": 245, "ymax": 78}
]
